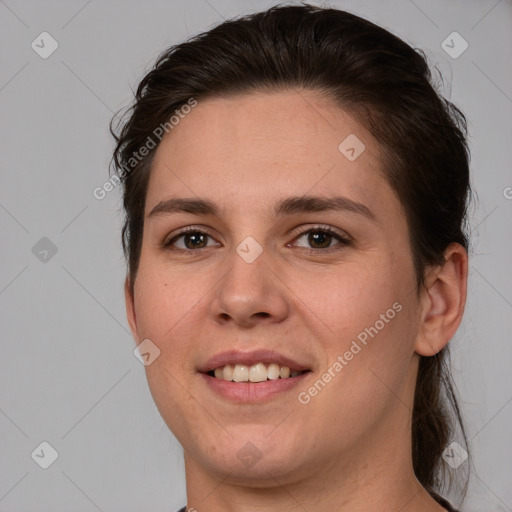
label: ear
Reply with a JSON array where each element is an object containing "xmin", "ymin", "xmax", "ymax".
[
  {"xmin": 124, "ymin": 275, "xmax": 139, "ymax": 345},
  {"xmin": 414, "ymin": 242, "xmax": 468, "ymax": 356}
]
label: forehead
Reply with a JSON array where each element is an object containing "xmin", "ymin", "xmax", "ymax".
[{"xmin": 146, "ymin": 90, "xmax": 397, "ymax": 220}]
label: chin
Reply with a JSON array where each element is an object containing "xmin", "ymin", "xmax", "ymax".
[{"xmin": 189, "ymin": 426, "xmax": 309, "ymax": 483}]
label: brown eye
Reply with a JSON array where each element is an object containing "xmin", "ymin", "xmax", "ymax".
[
  {"xmin": 292, "ymin": 227, "xmax": 351, "ymax": 251},
  {"xmin": 307, "ymin": 231, "xmax": 334, "ymax": 249},
  {"xmin": 164, "ymin": 229, "xmax": 219, "ymax": 251},
  {"xmin": 181, "ymin": 232, "xmax": 208, "ymax": 249}
]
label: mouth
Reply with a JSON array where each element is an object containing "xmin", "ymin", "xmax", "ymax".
[
  {"xmin": 205, "ymin": 362, "xmax": 310, "ymax": 382},
  {"xmin": 197, "ymin": 349, "xmax": 313, "ymax": 401}
]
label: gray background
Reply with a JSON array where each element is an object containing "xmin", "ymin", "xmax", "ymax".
[{"xmin": 1, "ymin": 0, "xmax": 511, "ymax": 510}]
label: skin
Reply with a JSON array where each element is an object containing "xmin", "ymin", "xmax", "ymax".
[{"xmin": 125, "ymin": 89, "xmax": 468, "ymax": 512}]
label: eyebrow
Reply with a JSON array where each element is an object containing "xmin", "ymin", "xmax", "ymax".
[{"xmin": 148, "ymin": 195, "xmax": 376, "ymax": 223}]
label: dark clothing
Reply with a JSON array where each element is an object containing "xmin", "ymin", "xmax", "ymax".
[{"xmin": 177, "ymin": 493, "xmax": 460, "ymax": 511}]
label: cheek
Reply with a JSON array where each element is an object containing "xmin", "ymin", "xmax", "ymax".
[
  {"xmin": 133, "ymin": 262, "xmax": 205, "ymax": 345},
  {"xmin": 292, "ymin": 256, "xmax": 416, "ymax": 398},
  {"xmin": 131, "ymin": 267, "xmax": 209, "ymax": 419},
  {"xmin": 132, "ymin": 266, "xmax": 208, "ymax": 439},
  {"xmin": 289, "ymin": 257, "xmax": 402, "ymax": 343},
  {"xmin": 295, "ymin": 301, "xmax": 416, "ymax": 454}
]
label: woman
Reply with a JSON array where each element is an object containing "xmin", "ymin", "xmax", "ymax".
[{"xmin": 111, "ymin": 4, "xmax": 472, "ymax": 511}]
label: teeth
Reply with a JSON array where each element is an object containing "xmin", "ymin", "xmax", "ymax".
[
  {"xmin": 267, "ymin": 363, "xmax": 280, "ymax": 380},
  {"xmin": 223, "ymin": 364, "xmax": 234, "ymax": 381},
  {"xmin": 249, "ymin": 363, "xmax": 267, "ymax": 382},
  {"xmin": 211, "ymin": 363, "xmax": 304, "ymax": 382},
  {"xmin": 232, "ymin": 364, "xmax": 249, "ymax": 382}
]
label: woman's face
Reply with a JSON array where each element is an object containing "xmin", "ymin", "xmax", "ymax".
[{"xmin": 126, "ymin": 90, "xmax": 425, "ymax": 484}]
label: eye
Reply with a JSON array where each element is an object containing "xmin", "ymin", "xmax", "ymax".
[
  {"xmin": 162, "ymin": 224, "xmax": 352, "ymax": 254},
  {"xmin": 290, "ymin": 225, "xmax": 352, "ymax": 251},
  {"xmin": 163, "ymin": 227, "xmax": 219, "ymax": 252}
]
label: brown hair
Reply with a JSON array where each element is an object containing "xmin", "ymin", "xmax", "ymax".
[{"xmin": 110, "ymin": 2, "xmax": 472, "ymax": 503}]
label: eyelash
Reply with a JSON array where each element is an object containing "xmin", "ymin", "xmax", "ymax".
[{"xmin": 162, "ymin": 224, "xmax": 352, "ymax": 254}]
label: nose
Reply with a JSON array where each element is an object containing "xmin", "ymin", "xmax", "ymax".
[{"xmin": 209, "ymin": 244, "xmax": 290, "ymax": 328}]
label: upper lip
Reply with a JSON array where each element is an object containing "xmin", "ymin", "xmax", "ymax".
[{"xmin": 198, "ymin": 349, "xmax": 311, "ymax": 373}]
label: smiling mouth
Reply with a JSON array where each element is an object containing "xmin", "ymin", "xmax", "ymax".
[{"xmin": 206, "ymin": 362, "xmax": 311, "ymax": 383}]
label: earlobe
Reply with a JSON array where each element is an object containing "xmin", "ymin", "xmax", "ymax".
[
  {"xmin": 124, "ymin": 276, "xmax": 139, "ymax": 343},
  {"xmin": 414, "ymin": 243, "xmax": 468, "ymax": 357}
]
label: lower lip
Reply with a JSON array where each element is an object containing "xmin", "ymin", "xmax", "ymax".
[{"xmin": 200, "ymin": 372, "xmax": 311, "ymax": 403}]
